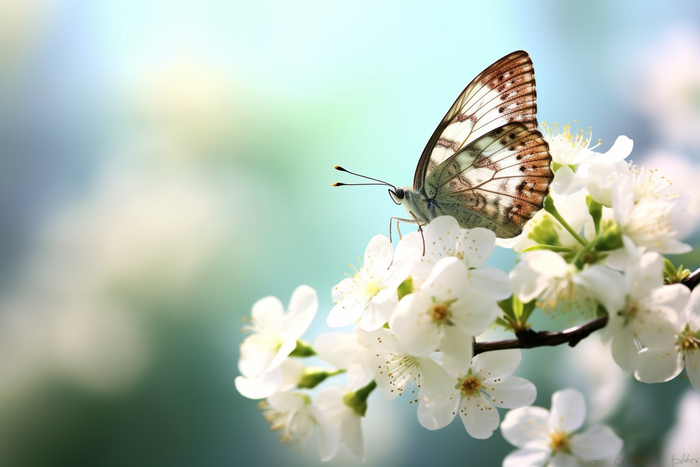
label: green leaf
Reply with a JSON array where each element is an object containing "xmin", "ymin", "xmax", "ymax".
[{"xmin": 397, "ymin": 276, "xmax": 414, "ymax": 301}]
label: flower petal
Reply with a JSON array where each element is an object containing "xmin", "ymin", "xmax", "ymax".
[
  {"xmin": 268, "ymin": 391, "xmax": 305, "ymax": 412},
  {"xmin": 327, "ymin": 278, "xmax": 364, "ymax": 328},
  {"xmin": 417, "ymin": 389, "xmax": 460, "ymax": 430},
  {"xmin": 548, "ymin": 388, "xmax": 586, "ymax": 433},
  {"xmin": 417, "ymin": 356, "xmax": 457, "ymax": 396},
  {"xmin": 635, "ymin": 347, "xmax": 684, "ymax": 383},
  {"xmin": 467, "ymin": 267, "xmax": 511, "ymax": 300},
  {"xmin": 314, "ymin": 332, "xmax": 358, "ymax": 369},
  {"xmin": 472, "ymin": 349, "xmax": 521, "ymax": 380},
  {"xmin": 341, "ymin": 412, "xmax": 365, "ymax": 460},
  {"xmin": 390, "ymin": 293, "xmax": 441, "ymax": 357},
  {"xmin": 503, "ymin": 448, "xmax": 551, "ymax": 467},
  {"xmin": 440, "ymin": 326, "xmax": 473, "ymax": 375},
  {"xmin": 686, "ymin": 351, "xmax": 700, "ymax": 391},
  {"xmin": 284, "ymin": 285, "xmax": 318, "ymax": 338},
  {"xmin": 685, "ymin": 287, "xmax": 700, "ymax": 331},
  {"xmin": 573, "ymin": 265, "xmax": 626, "ymax": 313},
  {"xmin": 501, "ymin": 406, "xmax": 551, "ymax": 449},
  {"xmin": 459, "ymin": 227, "xmax": 496, "ymax": 269},
  {"xmin": 549, "ymin": 452, "xmax": 581, "ymax": 467},
  {"xmin": 460, "ymin": 395, "xmax": 500, "ymax": 439},
  {"xmin": 234, "ymin": 367, "xmax": 284, "ymax": 399},
  {"xmin": 364, "ymin": 234, "xmax": 393, "ymax": 272},
  {"xmin": 570, "ymin": 424, "xmax": 623, "ymax": 461},
  {"xmin": 488, "ymin": 376, "xmax": 537, "ymax": 409}
]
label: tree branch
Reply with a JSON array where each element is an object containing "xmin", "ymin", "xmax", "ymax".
[{"xmin": 473, "ymin": 266, "xmax": 700, "ymax": 356}]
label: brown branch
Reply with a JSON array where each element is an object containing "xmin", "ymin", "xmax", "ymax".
[{"xmin": 473, "ymin": 266, "xmax": 700, "ymax": 356}]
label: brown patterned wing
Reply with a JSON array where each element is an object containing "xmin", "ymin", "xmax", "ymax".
[
  {"xmin": 425, "ymin": 123, "xmax": 552, "ymax": 238},
  {"xmin": 414, "ymin": 50, "xmax": 538, "ymax": 191}
]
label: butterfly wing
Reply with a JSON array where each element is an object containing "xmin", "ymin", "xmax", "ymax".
[
  {"xmin": 425, "ymin": 123, "xmax": 552, "ymax": 238},
  {"xmin": 414, "ymin": 50, "xmax": 538, "ymax": 191}
]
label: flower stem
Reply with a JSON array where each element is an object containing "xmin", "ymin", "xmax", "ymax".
[
  {"xmin": 544, "ymin": 195, "xmax": 588, "ymax": 247},
  {"xmin": 519, "ymin": 244, "xmax": 574, "ymax": 253}
]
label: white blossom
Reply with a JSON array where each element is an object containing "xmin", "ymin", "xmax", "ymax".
[
  {"xmin": 635, "ymin": 286, "xmax": 700, "ymax": 390},
  {"xmin": 328, "ymin": 235, "xmax": 408, "ymax": 331},
  {"xmin": 258, "ymin": 391, "xmax": 318, "ymax": 451},
  {"xmin": 314, "ymin": 330, "xmax": 375, "ymax": 390},
  {"xmin": 367, "ymin": 328, "xmax": 455, "ymax": 400},
  {"xmin": 604, "ymin": 252, "xmax": 689, "ymax": 374},
  {"xmin": 235, "ymin": 358, "xmax": 304, "ymax": 400},
  {"xmin": 313, "ymin": 386, "xmax": 365, "ymax": 461},
  {"xmin": 417, "ymin": 350, "xmax": 536, "ymax": 439},
  {"xmin": 390, "ymin": 257, "xmax": 504, "ymax": 372},
  {"xmin": 238, "ymin": 285, "xmax": 317, "ymax": 378},
  {"xmin": 510, "ymin": 250, "xmax": 625, "ymax": 318},
  {"xmin": 501, "ymin": 388, "xmax": 623, "ymax": 467},
  {"xmin": 395, "ymin": 216, "xmax": 509, "ymax": 295}
]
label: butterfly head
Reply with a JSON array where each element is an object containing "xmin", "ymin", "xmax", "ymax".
[{"xmin": 388, "ymin": 187, "xmax": 405, "ymax": 205}]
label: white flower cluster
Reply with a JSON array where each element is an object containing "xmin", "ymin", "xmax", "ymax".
[{"xmin": 235, "ymin": 123, "xmax": 700, "ymax": 465}]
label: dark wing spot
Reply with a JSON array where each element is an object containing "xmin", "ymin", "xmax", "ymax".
[{"xmin": 519, "ymin": 166, "xmax": 526, "ymax": 172}]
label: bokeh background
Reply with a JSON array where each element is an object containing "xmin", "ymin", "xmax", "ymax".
[{"xmin": 1, "ymin": 1, "xmax": 700, "ymax": 466}]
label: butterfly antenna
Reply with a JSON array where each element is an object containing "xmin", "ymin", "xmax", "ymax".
[{"xmin": 333, "ymin": 166, "xmax": 397, "ymax": 190}]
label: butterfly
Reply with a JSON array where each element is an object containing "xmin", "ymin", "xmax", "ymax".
[{"xmin": 335, "ymin": 50, "xmax": 553, "ymax": 239}]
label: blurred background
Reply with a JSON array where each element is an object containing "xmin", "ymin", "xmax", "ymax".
[{"xmin": 1, "ymin": 0, "xmax": 700, "ymax": 466}]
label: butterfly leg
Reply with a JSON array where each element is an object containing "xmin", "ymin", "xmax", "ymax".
[
  {"xmin": 389, "ymin": 216, "xmax": 416, "ymax": 243},
  {"xmin": 407, "ymin": 211, "xmax": 426, "ymax": 256}
]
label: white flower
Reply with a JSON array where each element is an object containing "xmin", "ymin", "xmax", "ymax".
[
  {"xmin": 238, "ymin": 285, "xmax": 317, "ymax": 378},
  {"xmin": 604, "ymin": 251, "xmax": 689, "ymax": 373},
  {"xmin": 313, "ymin": 386, "xmax": 365, "ymax": 461},
  {"xmin": 390, "ymin": 257, "xmax": 503, "ymax": 373},
  {"xmin": 542, "ymin": 122, "xmax": 632, "ymax": 197},
  {"xmin": 635, "ymin": 286, "xmax": 700, "ymax": 390},
  {"xmin": 328, "ymin": 235, "xmax": 408, "ymax": 331},
  {"xmin": 394, "ymin": 216, "xmax": 508, "ymax": 294},
  {"xmin": 611, "ymin": 171, "xmax": 691, "ymax": 255},
  {"xmin": 235, "ymin": 358, "xmax": 305, "ymax": 400},
  {"xmin": 417, "ymin": 350, "xmax": 536, "ymax": 439},
  {"xmin": 258, "ymin": 391, "xmax": 318, "ymax": 450},
  {"xmin": 510, "ymin": 250, "xmax": 625, "ymax": 318},
  {"xmin": 368, "ymin": 328, "xmax": 455, "ymax": 400},
  {"xmin": 501, "ymin": 388, "xmax": 623, "ymax": 467},
  {"xmin": 314, "ymin": 330, "xmax": 375, "ymax": 390}
]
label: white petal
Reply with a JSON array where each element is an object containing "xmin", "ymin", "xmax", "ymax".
[
  {"xmin": 488, "ymin": 376, "xmax": 537, "ymax": 409},
  {"xmin": 267, "ymin": 338, "xmax": 298, "ymax": 373},
  {"xmin": 390, "ymin": 293, "xmax": 441, "ymax": 357},
  {"xmin": 503, "ymin": 448, "xmax": 551, "ymax": 467},
  {"xmin": 417, "ymin": 356, "xmax": 457, "ymax": 396},
  {"xmin": 686, "ymin": 352, "xmax": 700, "ymax": 391},
  {"xmin": 238, "ymin": 335, "xmax": 278, "ymax": 378},
  {"xmin": 551, "ymin": 165, "xmax": 589, "ymax": 196},
  {"xmin": 549, "ymin": 452, "xmax": 580, "ymax": 467},
  {"xmin": 466, "ymin": 267, "xmax": 511, "ymax": 300},
  {"xmin": 316, "ymin": 423, "xmax": 340, "ymax": 462},
  {"xmin": 284, "ymin": 285, "xmax": 318, "ymax": 338},
  {"xmin": 635, "ymin": 347, "xmax": 684, "ymax": 383},
  {"xmin": 364, "ymin": 234, "xmax": 394, "ymax": 272},
  {"xmin": 440, "ymin": 327, "xmax": 473, "ymax": 375},
  {"xmin": 653, "ymin": 284, "xmax": 690, "ymax": 328},
  {"xmin": 357, "ymin": 297, "xmax": 395, "ymax": 331},
  {"xmin": 341, "ymin": 412, "xmax": 365, "ymax": 460},
  {"xmin": 573, "ymin": 266, "xmax": 626, "ymax": 313},
  {"xmin": 527, "ymin": 250, "xmax": 570, "ymax": 277},
  {"xmin": 327, "ymin": 278, "xmax": 364, "ymax": 328},
  {"xmin": 626, "ymin": 251, "xmax": 664, "ymax": 301},
  {"xmin": 314, "ymin": 333, "xmax": 358, "ymax": 369},
  {"xmin": 459, "ymin": 227, "xmax": 496, "ymax": 269},
  {"xmin": 610, "ymin": 326, "xmax": 640, "ymax": 374},
  {"xmin": 234, "ymin": 367, "xmax": 283, "ymax": 399},
  {"xmin": 460, "ymin": 395, "xmax": 499, "ymax": 439},
  {"xmin": 449, "ymin": 290, "xmax": 500, "ymax": 337},
  {"xmin": 417, "ymin": 389, "xmax": 460, "ymax": 430},
  {"xmin": 685, "ymin": 287, "xmax": 700, "ymax": 331},
  {"xmin": 250, "ymin": 296, "xmax": 285, "ymax": 334},
  {"xmin": 548, "ymin": 388, "xmax": 586, "ymax": 433},
  {"xmin": 501, "ymin": 406, "xmax": 551, "ymax": 448},
  {"xmin": 570, "ymin": 424, "xmax": 624, "ymax": 461},
  {"xmin": 590, "ymin": 135, "xmax": 633, "ymax": 164},
  {"xmin": 268, "ymin": 391, "xmax": 305, "ymax": 412},
  {"xmin": 472, "ymin": 349, "xmax": 521, "ymax": 380}
]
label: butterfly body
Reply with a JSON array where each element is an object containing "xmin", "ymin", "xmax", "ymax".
[{"xmin": 390, "ymin": 51, "xmax": 554, "ymax": 239}]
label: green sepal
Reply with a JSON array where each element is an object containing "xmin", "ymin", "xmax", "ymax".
[
  {"xmin": 297, "ymin": 367, "xmax": 345, "ymax": 389},
  {"xmin": 595, "ymin": 220, "xmax": 623, "ymax": 251},
  {"xmin": 586, "ymin": 195, "xmax": 603, "ymax": 234},
  {"xmin": 520, "ymin": 244, "xmax": 572, "ymax": 253},
  {"xmin": 289, "ymin": 339, "xmax": 316, "ymax": 357},
  {"xmin": 397, "ymin": 276, "xmax": 414, "ymax": 301},
  {"xmin": 526, "ymin": 214, "xmax": 562, "ymax": 247},
  {"xmin": 343, "ymin": 380, "xmax": 377, "ymax": 417},
  {"xmin": 663, "ymin": 258, "xmax": 691, "ymax": 284}
]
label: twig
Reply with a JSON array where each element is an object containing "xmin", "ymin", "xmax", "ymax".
[{"xmin": 473, "ymin": 266, "xmax": 700, "ymax": 356}]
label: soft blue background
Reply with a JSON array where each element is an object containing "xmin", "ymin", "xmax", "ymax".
[{"xmin": 1, "ymin": 1, "xmax": 699, "ymax": 466}]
